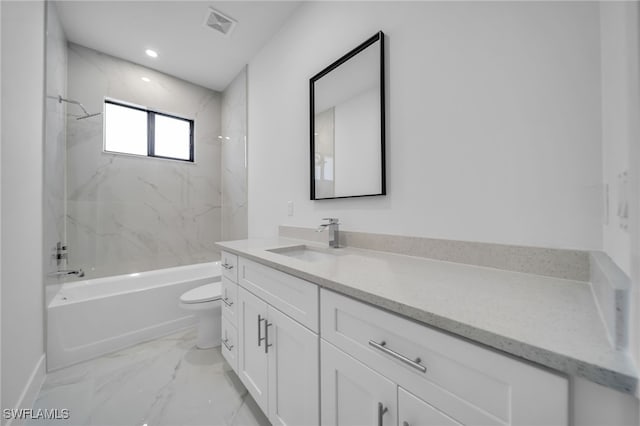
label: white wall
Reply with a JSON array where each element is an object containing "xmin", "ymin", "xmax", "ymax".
[
  {"xmin": 248, "ymin": 1, "xmax": 603, "ymax": 250},
  {"xmin": 599, "ymin": 2, "xmax": 640, "ymax": 409},
  {"xmin": 334, "ymin": 89, "xmax": 381, "ymax": 197},
  {"xmin": 0, "ymin": 0, "xmax": 4, "ymax": 411},
  {"xmin": 43, "ymin": 3, "xmax": 67, "ymax": 286},
  {"xmin": 601, "ymin": 2, "xmax": 634, "ymax": 275},
  {"xmin": 221, "ymin": 67, "xmax": 248, "ymax": 241},
  {"xmin": 1, "ymin": 0, "xmax": 46, "ymax": 417}
]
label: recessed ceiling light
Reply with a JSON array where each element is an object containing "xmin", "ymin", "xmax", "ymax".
[
  {"xmin": 141, "ymin": 77, "xmax": 151, "ymax": 83},
  {"xmin": 145, "ymin": 49, "xmax": 158, "ymax": 58}
]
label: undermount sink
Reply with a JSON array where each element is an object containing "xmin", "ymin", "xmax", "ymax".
[{"xmin": 266, "ymin": 245, "xmax": 342, "ymax": 263}]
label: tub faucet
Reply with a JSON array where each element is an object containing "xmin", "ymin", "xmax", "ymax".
[
  {"xmin": 317, "ymin": 218, "xmax": 340, "ymax": 248},
  {"xmin": 54, "ymin": 242, "xmax": 68, "ymax": 267},
  {"xmin": 48, "ymin": 269, "xmax": 85, "ymax": 278}
]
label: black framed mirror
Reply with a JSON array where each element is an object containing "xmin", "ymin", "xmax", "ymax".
[{"xmin": 310, "ymin": 31, "xmax": 385, "ymax": 200}]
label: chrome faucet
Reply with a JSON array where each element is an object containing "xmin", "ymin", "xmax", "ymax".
[
  {"xmin": 317, "ymin": 218, "xmax": 340, "ymax": 248},
  {"xmin": 48, "ymin": 269, "xmax": 85, "ymax": 278}
]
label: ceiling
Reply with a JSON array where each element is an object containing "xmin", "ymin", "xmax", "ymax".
[{"xmin": 54, "ymin": 1, "xmax": 301, "ymax": 92}]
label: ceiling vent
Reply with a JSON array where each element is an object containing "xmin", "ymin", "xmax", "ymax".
[{"xmin": 204, "ymin": 8, "xmax": 237, "ymax": 37}]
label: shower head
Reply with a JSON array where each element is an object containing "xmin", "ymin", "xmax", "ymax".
[
  {"xmin": 76, "ymin": 112, "xmax": 102, "ymax": 120},
  {"xmin": 49, "ymin": 95, "xmax": 101, "ymax": 120}
]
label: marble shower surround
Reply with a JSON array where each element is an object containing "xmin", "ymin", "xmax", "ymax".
[{"xmin": 66, "ymin": 43, "xmax": 222, "ymax": 279}]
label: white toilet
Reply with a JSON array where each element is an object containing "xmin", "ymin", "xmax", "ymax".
[{"xmin": 179, "ymin": 282, "xmax": 222, "ymax": 349}]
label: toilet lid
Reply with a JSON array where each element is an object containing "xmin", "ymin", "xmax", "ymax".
[{"xmin": 180, "ymin": 282, "xmax": 222, "ymax": 304}]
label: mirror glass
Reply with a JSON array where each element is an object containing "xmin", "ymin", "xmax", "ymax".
[{"xmin": 310, "ymin": 31, "xmax": 385, "ymax": 200}]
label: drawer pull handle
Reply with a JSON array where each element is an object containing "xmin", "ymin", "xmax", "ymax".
[
  {"xmin": 222, "ymin": 263, "xmax": 234, "ymax": 270},
  {"xmin": 222, "ymin": 297, "xmax": 234, "ymax": 307},
  {"xmin": 258, "ymin": 315, "xmax": 265, "ymax": 347},
  {"xmin": 377, "ymin": 402, "xmax": 388, "ymax": 426},
  {"xmin": 222, "ymin": 338, "xmax": 234, "ymax": 351},
  {"xmin": 368, "ymin": 340, "xmax": 427, "ymax": 373},
  {"xmin": 265, "ymin": 321, "xmax": 273, "ymax": 354}
]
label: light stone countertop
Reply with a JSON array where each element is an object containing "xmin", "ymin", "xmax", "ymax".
[{"xmin": 216, "ymin": 237, "xmax": 638, "ymax": 395}]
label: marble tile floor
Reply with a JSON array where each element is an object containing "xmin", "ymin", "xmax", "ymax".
[{"xmin": 28, "ymin": 328, "xmax": 270, "ymax": 426}]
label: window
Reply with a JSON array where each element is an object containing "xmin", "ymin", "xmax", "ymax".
[{"xmin": 104, "ymin": 99, "xmax": 194, "ymax": 162}]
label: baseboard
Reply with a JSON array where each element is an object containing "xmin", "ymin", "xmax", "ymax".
[{"xmin": 4, "ymin": 354, "xmax": 46, "ymax": 426}]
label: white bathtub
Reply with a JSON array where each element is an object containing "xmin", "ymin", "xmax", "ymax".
[{"xmin": 47, "ymin": 261, "xmax": 221, "ymax": 371}]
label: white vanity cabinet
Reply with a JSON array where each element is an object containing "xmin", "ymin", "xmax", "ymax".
[
  {"xmin": 221, "ymin": 250, "xmax": 570, "ymax": 426},
  {"xmin": 320, "ymin": 289, "xmax": 569, "ymax": 426},
  {"xmin": 220, "ymin": 251, "xmax": 239, "ymax": 372},
  {"xmin": 236, "ymin": 257, "xmax": 320, "ymax": 426}
]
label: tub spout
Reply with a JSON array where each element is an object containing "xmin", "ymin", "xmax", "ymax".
[{"xmin": 48, "ymin": 269, "xmax": 84, "ymax": 278}]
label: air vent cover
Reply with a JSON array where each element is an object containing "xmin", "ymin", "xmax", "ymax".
[{"xmin": 204, "ymin": 8, "xmax": 237, "ymax": 37}]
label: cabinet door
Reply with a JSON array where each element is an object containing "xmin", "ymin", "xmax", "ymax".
[
  {"xmin": 267, "ymin": 306, "xmax": 319, "ymax": 426},
  {"xmin": 398, "ymin": 387, "xmax": 461, "ymax": 426},
  {"xmin": 221, "ymin": 276, "xmax": 238, "ymax": 326},
  {"xmin": 321, "ymin": 340, "xmax": 396, "ymax": 426},
  {"xmin": 238, "ymin": 286, "xmax": 269, "ymax": 413}
]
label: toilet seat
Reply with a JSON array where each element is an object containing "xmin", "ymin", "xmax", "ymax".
[{"xmin": 180, "ymin": 283, "xmax": 222, "ymax": 304}]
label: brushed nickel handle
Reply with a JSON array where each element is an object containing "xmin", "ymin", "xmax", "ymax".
[
  {"xmin": 258, "ymin": 315, "xmax": 265, "ymax": 347},
  {"xmin": 377, "ymin": 402, "xmax": 388, "ymax": 426},
  {"xmin": 222, "ymin": 297, "xmax": 233, "ymax": 307},
  {"xmin": 368, "ymin": 340, "xmax": 427, "ymax": 373},
  {"xmin": 222, "ymin": 263, "xmax": 234, "ymax": 270},
  {"xmin": 222, "ymin": 338, "xmax": 234, "ymax": 351},
  {"xmin": 265, "ymin": 321, "xmax": 273, "ymax": 354}
]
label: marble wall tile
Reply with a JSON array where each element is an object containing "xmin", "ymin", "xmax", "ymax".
[
  {"xmin": 221, "ymin": 67, "xmax": 248, "ymax": 241},
  {"xmin": 44, "ymin": 5, "xmax": 68, "ymax": 284},
  {"xmin": 66, "ymin": 43, "xmax": 222, "ymax": 278}
]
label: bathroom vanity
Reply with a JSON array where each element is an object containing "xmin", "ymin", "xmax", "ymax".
[{"xmin": 216, "ymin": 238, "xmax": 636, "ymax": 426}]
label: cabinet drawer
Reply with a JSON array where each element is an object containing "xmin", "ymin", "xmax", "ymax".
[
  {"xmin": 321, "ymin": 289, "xmax": 568, "ymax": 426},
  {"xmin": 239, "ymin": 258, "xmax": 319, "ymax": 332},
  {"xmin": 221, "ymin": 315, "xmax": 238, "ymax": 373},
  {"xmin": 221, "ymin": 251, "xmax": 238, "ymax": 283},
  {"xmin": 221, "ymin": 276, "xmax": 238, "ymax": 326}
]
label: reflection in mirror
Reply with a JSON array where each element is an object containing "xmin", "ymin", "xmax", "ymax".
[{"xmin": 310, "ymin": 31, "xmax": 385, "ymax": 200}]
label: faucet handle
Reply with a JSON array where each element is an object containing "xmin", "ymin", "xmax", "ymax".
[{"xmin": 322, "ymin": 218, "xmax": 339, "ymax": 224}]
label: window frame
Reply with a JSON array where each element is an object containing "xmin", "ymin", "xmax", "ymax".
[{"xmin": 103, "ymin": 98, "xmax": 195, "ymax": 163}]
